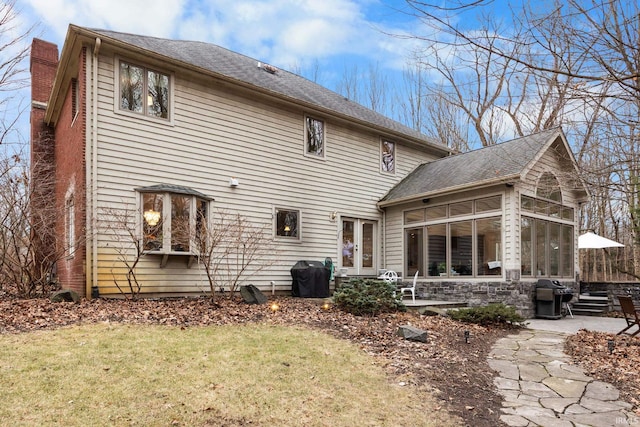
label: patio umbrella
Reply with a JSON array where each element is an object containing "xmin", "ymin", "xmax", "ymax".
[{"xmin": 578, "ymin": 231, "xmax": 624, "ymax": 249}]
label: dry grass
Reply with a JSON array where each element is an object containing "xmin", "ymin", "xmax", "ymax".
[{"xmin": 0, "ymin": 323, "xmax": 458, "ymax": 426}]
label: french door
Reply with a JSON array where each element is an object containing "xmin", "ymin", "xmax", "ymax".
[{"xmin": 341, "ymin": 218, "xmax": 377, "ymax": 276}]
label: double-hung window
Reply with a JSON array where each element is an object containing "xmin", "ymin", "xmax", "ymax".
[{"xmin": 119, "ymin": 61, "xmax": 170, "ymax": 119}]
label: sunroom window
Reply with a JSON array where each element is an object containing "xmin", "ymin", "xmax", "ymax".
[
  {"xmin": 119, "ymin": 61, "xmax": 170, "ymax": 119},
  {"xmin": 404, "ymin": 196, "xmax": 502, "ymax": 278},
  {"xmin": 521, "ymin": 174, "xmax": 574, "ymax": 278},
  {"xmin": 521, "ymin": 193, "xmax": 573, "ymax": 278},
  {"xmin": 137, "ymin": 185, "xmax": 212, "ymax": 254}
]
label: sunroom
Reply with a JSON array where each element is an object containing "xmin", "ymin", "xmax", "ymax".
[{"xmin": 378, "ymin": 129, "xmax": 589, "ymax": 315}]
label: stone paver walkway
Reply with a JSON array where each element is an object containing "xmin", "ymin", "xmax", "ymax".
[{"xmin": 488, "ymin": 329, "xmax": 637, "ymax": 427}]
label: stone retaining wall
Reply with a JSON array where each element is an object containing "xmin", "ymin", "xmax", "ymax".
[{"xmin": 416, "ymin": 279, "xmax": 578, "ymax": 318}]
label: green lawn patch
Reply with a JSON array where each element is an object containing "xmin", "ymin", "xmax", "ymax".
[{"xmin": 0, "ymin": 323, "xmax": 448, "ymax": 426}]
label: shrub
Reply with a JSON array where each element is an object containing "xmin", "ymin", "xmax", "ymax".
[
  {"xmin": 333, "ymin": 279, "xmax": 406, "ymax": 316},
  {"xmin": 447, "ymin": 303, "xmax": 527, "ymax": 327}
]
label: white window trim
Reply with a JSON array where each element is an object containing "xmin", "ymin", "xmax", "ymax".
[
  {"xmin": 114, "ymin": 56, "xmax": 175, "ymax": 126},
  {"xmin": 303, "ymin": 114, "xmax": 326, "ymax": 160},
  {"xmin": 71, "ymin": 78, "xmax": 80, "ymax": 127}
]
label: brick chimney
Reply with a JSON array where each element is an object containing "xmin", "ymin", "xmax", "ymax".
[
  {"xmin": 30, "ymin": 38, "xmax": 58, "ymax": 165},
  {"xmin": 30, "ymin": 38, "xmax": 59, "ymax": 291}
]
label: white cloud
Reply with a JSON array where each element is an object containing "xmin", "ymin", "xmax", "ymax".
[
  {"xmin": 23, "ymin": 0, "xmax": 186, "ymax": 43},
  {"xmin": 19, "ymin": 0, "xmax": 428, "ymax": 85}
]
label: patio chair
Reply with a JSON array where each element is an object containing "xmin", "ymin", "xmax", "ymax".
[
  {"xmin": 378, "ymin": 270, "xmax": 398, "ymax": 283},
  {"xmin": 616, "ymin": 295, "xmax": 640, "ymax": 337},
  {"xmin": 400, "ymin": 271, "xmax": 419, "ymax": 303}
]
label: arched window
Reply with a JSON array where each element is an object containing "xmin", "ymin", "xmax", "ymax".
[{"xmin": 536, "ymin": 172, "xmax": 562, "ymax": 202}]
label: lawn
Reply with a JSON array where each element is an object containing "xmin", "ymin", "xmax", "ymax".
[{"xmin": 0, "ymin": 323, "xmax": 454, "ymax": 426}]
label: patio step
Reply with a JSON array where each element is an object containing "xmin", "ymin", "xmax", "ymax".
[
  {"xmin": 571, "ymin": 293, "xmax": 610, "ymax": 316},
  {"xmin": 571, "ymin": 307, "xmax": 609, "ymax": 316}
]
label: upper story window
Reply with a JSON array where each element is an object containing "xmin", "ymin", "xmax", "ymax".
[
  {"xmin": 137, "ymin": 185, "xmax": 211, "ymax": 254},
  {"xmin": 119, "ymin": 61, "xmax": 170, "ymax": 120},
  {"xmin": 71, "ymin": 78, "xmax": 79, "ymax": 120},
  {"xmin": 381, "ymin": 140, "xmax": 395, "ymax": 174},
  {"xmin": 305, "ymin": 116, "xmax": 325, "ymax": 158}
]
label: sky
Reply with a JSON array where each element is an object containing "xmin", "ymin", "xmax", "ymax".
[
  {"xmin": 19, "ymin": 0, "xmax": 429, "ymax": 88},
  {"xmin": 6, "ymin": 0, "xmax": 450, "ymax": 147},
  {"xmin": 9, "ymin": 0, "xmax": 524, "ymax": 149}
]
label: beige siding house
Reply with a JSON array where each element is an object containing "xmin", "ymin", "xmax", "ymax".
[{"xmin": 31, "ymin": 25, "xmax": 588, "ymax": 315}]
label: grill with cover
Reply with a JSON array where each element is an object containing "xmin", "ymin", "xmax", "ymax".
[{"xmin": 290, "ymin": 260, "xmax": 331, "ymax": 298}]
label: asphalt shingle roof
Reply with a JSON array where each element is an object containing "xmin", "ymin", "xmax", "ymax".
[
  {"xmin": 380, "ymin": 128, "xmax": 561, "ymax": 204},
  {"xmin": 89, "ymin": 28, "xmax": 443, "ymax": 149}
]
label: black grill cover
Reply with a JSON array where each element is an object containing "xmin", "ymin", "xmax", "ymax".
[{"xmin": 290, "ymin": 260, "xmax": 330, "ymax": 298}]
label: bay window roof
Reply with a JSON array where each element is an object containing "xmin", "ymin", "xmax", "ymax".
[{"xmin": 135, "ymin": 184, "xmax": 214, "ymax": 200}]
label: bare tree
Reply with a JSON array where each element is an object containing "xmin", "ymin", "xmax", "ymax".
[
  {"xmin": 101, "ymin": 205, "xmax": 146, "ymax": 299},
  {"xmin": 0, "ymin": 0, "xmax": 34, "ymax": 145},
  {"xmin": 402, "ymin": 0, "xmax": 640, "ymax": 280},
  {"xmin": 194, "ymin": 210, "xmax": 276, "ymax": 299},
  {"xmin": 0, "ymin": 146, "xmax": 78, "ymax": 297}
]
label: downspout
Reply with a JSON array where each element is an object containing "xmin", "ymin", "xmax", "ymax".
[
  {"xmin": 377, "ymin": 204, "xmax": 386, "ymax": 271},
  {"xmin": 87, "ymin": 37, "xmax": 101, "ymax": 298}
]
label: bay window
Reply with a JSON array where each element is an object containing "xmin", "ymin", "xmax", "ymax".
[{"xmin": 138, "ymin": 186, "xmax": 211, "ymax": 255}]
